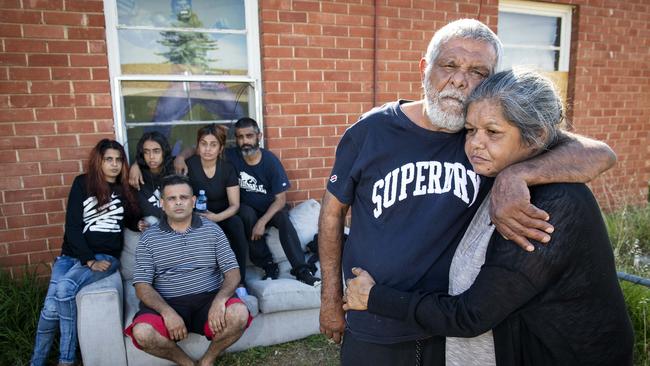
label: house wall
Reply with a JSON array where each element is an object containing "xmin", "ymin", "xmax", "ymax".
[{"xmin": 1, "ymin": 0, "xmax": 648, "ymax": 275}]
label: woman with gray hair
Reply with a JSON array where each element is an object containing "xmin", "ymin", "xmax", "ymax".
[{"xmin": 344, "ymin": 69, "xmax": 634, "ymax": 366}]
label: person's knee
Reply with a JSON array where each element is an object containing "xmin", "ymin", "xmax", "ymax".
[
  {"xmin": 225, "ymin": 303, "xmax": 249, "ymax": 331},
  {"xmin": 132, "ymin": 323, "xmax": 162, "ymax": 350},
  {"xmin": 40, "ymin": 297, "xmax": 58, "ymax": 320},
  {"xmin": 54, "ymin": 278, "xmax": 78, "ymax": 302}
]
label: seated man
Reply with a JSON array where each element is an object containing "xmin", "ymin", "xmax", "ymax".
[
  {"xmin": 124, "ymin": 174, "xmax": 252, "ymax": 366},
  {"xmin": 226, "ymin": 117, "xmax": 321, "ymax": 287}
]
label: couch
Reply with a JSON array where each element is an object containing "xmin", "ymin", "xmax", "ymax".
[{"xmin": 75, "ymin": 200, "xmax": 323, "ymax": 366}]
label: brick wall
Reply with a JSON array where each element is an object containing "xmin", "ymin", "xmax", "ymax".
[
  {"xmin": 1, "ymin": 0, "xmax": 649, "ymax": 275},
  {"xmin": 0, "ymin": 0, "xmax": 112, "ymax": 275}
]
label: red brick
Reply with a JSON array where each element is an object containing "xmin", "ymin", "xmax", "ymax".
[
  {"xmin": 44, "ymin": 186, "xmax": 70, "ymax": 199},
  {"xmin": 0, "ymin": 136, "xmax": 36, "ymax": 149},
  {"xmin": 35, "ymin": 107, "xmax": 75, "ymax": 121},
  {"xmin": 24, "ymin": 0, "xmax": 64, "ymax": 10},
  {"xmin": 37, "ymin": 135, "xmax": 77, "ymax": 148},
  {"xmin": 4, "ymin": 39, "xmax": 47, "ymax": 53},
  {"xmin": 48, "ymin": 40, "xmax": 88, "ymax": 54},
  {"xmin": 65, "ymin": 0, "xmax": 103, "ymax": 12},
  {"xmin": 7, "ymin": 240, "xmax": 48, "ymax": 255},
  {"xmin": 52, "ymin": 67, "xmax": 91, "ymax": 80},
  {"xmin": 18, "ymin": 148, "xmax": 59, "ymax": 162},
  {"xmin": 0, "ymin": 9, "xmax": 41, "ymax": 24},
  {"xmin": 29, "ymin": 250, "xmax": 59, "ymax": 265},
  {"xmin": 75, "ymin": 107, "xmax": 112, "ymax": 119},
  {"xmin": 25, "ymin": 225, "xmax": 63, "ymax": 240},
  {"xmin": 23, "ymin": 174, "xmax": 62, "ymax": 188},
  {"xmin": 15, "ymin": 122, "xmax": 56, "ymax": 135},
  {"xmin": 9, "ymin": 67, "xmax": 50, "ymax": 80},
  {"xmin": 88, "ymin": 40, "xmax": 106, "ymax": 53},
  {"xmin": 0, "ymin": 23, "xmax": 22, "ymax": 37},
  {"xmin": 56, "ymin": 120, "xmax": 95, "ymax": 133},
  {"xmin": 47, "ymin": 211, "xmax": 65, "ymax": 225},
  {"xmin": 0, "ymin": 254, "xmax": 29, "ymax": 267},
  {"xmin": 91, "ymin": 68, "xmax": 109, "ymax": 80},
  {"xmin": 0, "ymin": 53, "xmax": 27, "ymax": 67},
  {"xmin": 0, "ymin": 150, "xmax": 17, "ymax": 163},
  {"xmin": 0, "ymin": 108, "xmax": 35, "ymax": 122},
  {"xmin": 67, "ymin": 27, "xmax": 105, "ymax": 40},
  {"xmin": 0, "ymin": 0, "xmax": 21, "ymax": 9},
  {"xmin": 40, "ymin": 160, "xmax": 80, "ymax": 174},
  {"xmin": 59, "ymin": 147, "xmax": 89, "ymax": 160},
  {"xmin": 4, "ymin": 188, "xmax": 44, "ymax": 202},
  {"xmin": 23, "ymin": 25, "xmax": 66, "ymax": 39},
  {"xmin": 0, "ymin": 81, "xmax": 29, "ymax": 94},
  {"xmin": 73, "ymin": 81, "xmax": 109, "ymax": 93},
  {"xmin": 1, "ymin": 202, "xmax": 22, "ymax": 216},
  {"xmin": 30, "ymin": 81, "xmax": 70, "ymax": 93},
  {"xmin": 7, "ymin": 214, "xmax": 47, "ymax": 228},
  {"xmin": 23, "ymin": 201, "xmax": 64, "ymax": 215},
  {"xmin": 78, "ymin": 133, "xmax": 113, "ymax": 147},
  {"xmin": 28, "ymin": 54, "xmax": 69, "ymax": 67},
  {"xmin": 10, "ymin": 95, "xmax": 51, "ymax": 108},
  {"xmin": 43, "ymin": 11, "xmax": 85, "ymax": 25},
  {"xmin": 92, "ymin": 94, "xmax": 112, "ymax": 107},
  {"xmin": 70, "ymin": 54, "xmax": 107, "ymax": 67},
  {"xmin": 86, "ymin": 14, "xmax": 104, "ymax": 27}
]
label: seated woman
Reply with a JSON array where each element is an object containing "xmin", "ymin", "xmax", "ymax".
[
  {"xmin": 186, "ymin": 124, "xmax": 249, "ymax": 289},
  {"xmin": 344, "ymin": 69, "xmax": 634, "ymax": 366},
  {"xmin": 134, "ymin": 131, "xmax": 174, "ymax": 223},
  {"xmin": 31, "ymin": 139, "xmax": 140, "ymax": 366}
]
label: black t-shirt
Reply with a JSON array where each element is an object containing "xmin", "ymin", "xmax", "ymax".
[
  {"xmin": 137, "ymin": 160, "xmax": 174, "ymax": 219},
  {"xmin": 186, "ymin": 155, "xmax": 239, "ymax": 214},
  {"xmin": 327, "ymin": 100, "xmax": 491, "ymax": 343}
]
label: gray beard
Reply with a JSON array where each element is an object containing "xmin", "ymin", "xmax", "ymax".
[
  {"xmin": 240, "ymin": 147, "xmax": 259, "ymax": 157},
  {"xmin": 423, "ymin": 73, "xmax": 466, "ymax": 132}
]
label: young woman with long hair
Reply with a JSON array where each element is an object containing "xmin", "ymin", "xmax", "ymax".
[
  {"xmin": 31, "ymin": 139, "xmax": 140, "ymax": 366},
  {"xmin": 134, "ymin": 131, "xmax": 174, "ymax": 222}
]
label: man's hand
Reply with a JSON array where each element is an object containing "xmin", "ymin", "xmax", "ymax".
[
  {"xmin": 343, "ymin": 267, "xmax": 375, "ymax": 312},
  {"xmin": 86, "ymin": 260, "xmax": 111, "ymax": 272},
  {"xmin": 320, "ymin": 291, "xmax": 346, "ymax": 344},
  {"xmin": 490, "ymin": 169, "xmax": 553, "ymax": 251},
  {"xmin": 207, "ymin": 297, "xmax": 227, "ymax": 335},
  {"xmin": 251, "ymin": 220, "xmax": 266, "ymax": 241},
  {"xmin": 161, "ymin": 309, "xmax": 188, "ymax": 341},
  {"xmin": 129, "ymin": 164, "xmax": 144, "ymax": 190},
  {"xmin": 174, "ymin": 155, "xmax": 188, "ymax": 175}
]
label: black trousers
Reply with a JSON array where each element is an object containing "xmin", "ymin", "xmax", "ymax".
[
  {"xmin": 237, "ymin": 204, "xmax": 307, "ymax": 271},
  {"xmin": 217, "ymin": 215, "xmax": 249, "ymax": 283},
  {"xmin": 340, "ymin": 330, "xmax": 444, "ymax": 366}
]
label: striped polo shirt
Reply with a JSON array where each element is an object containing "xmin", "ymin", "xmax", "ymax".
[{"xmin": 134, "ymin": 214, "xmax": 238, "ymax": 299}]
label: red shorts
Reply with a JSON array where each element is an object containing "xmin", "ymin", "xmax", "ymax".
[{"xmin": 124, "ymin": 291, "xmax": 253, "ymax": 350}]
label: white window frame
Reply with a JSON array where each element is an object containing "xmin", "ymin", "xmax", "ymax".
[
  {"xmin": 499, "ymin": 0, "xmax": 573, "ymax": 72},
  {"xmin": 102, "ymin": 0, "xmax": 263, "ymax": 154}
]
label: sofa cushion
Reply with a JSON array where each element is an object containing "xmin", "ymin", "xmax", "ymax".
[
  {"xmin": 265, "ymin": 199, "xmax": 320, "ymax": 263},
  {"xmin": 247, "ymin": 277, "xmax": 320, "ymax": 314},
  {"xmin": 120, "ymin": 228, "xmax": 140, "ymax": 281}
]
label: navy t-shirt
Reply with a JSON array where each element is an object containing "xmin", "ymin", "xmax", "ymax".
[
  {"xmin": 186, "ymin": 155, "xmax": 239, "ymax": 214},
  {"xmin": 327, "ymin": 100, "xmax": 492, "ymax": 343},
  {"xmin": 225, "ymin": 148, "xmax": 290, "ymax": 213}
]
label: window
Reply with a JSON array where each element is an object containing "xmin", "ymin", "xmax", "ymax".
[
  {"xmin": 498, "ymin": 0, "xmax": 573, "ymax": 101},
  {"xmin": 103, "ymin": 0, "xmax": 262, "ymax": 159}
]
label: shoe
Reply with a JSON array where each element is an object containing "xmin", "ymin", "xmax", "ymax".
[
  {"xmin": 262, "ymin": 263, "xmax": 279, "ymax": 280},
  {"xmin": 295, "ymin": 267, "xmax": 321, "ymax": 287}
]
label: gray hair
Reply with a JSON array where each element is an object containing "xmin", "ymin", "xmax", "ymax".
[
  {"xmin": 467, "ymin": 68, "xmax": 564, "ymax": 149},
  {"xmin": 425, "ymin": 19, "xmax": 503, "ymax": 73}
]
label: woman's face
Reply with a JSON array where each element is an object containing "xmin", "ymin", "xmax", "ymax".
[
  {"xmin": 464, "ymin": 99, "xmax": 537, "ymax": 177},
  {"xmin": 142, "ymin": 140, "xmax": 164, "ymax": 173},
  {"xmin": 101, "ymin": 148, "xmax": 123, "ymax": 183},
  {"xmin": 197, "ymin": 133, "xmax": 222, "ymax": 163}
]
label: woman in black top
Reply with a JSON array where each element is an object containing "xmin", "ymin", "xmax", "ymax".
[
  {"xmin": 344, "ymin": 70, "xmax": 634, "ymax": 365},
  {"xmin": 134, "ymin": 131, "xmax": 174, "ymax": 221},
  {"xmin": 186, "ymin": 124, "xmax": 249, "ymax": 287},
  {"xmin": 31, "ymin": 139, "xmax": 140, "ymax": 366}
]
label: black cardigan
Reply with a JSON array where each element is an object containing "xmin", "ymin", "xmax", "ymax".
[{"xmin": 368, "ymin": 183, "xmax": 634, "ymax": 366}]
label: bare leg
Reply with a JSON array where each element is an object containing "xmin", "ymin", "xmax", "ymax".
[
  {"xmin": 131, "ymin": 323, "xmax": 196, "ymax": 366},
  {"xmin": 198, "ymin": 303, "xmax": 248, "ymax": 366}
]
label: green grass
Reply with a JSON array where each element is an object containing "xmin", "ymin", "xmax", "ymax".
[
  {"xmin": 621, "ymin": 282, "xmax": 650, "ymax": 366},
  {"xmin": 606, "ymin": 205, "xmax": 650, "ymax": 277}
]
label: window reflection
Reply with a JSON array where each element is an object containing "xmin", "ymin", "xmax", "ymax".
[{"xmin": 117, "ymin": 0, "xmax": 245, "ymax": 30}]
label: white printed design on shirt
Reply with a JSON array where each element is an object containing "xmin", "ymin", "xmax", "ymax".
[
  {"xmin": 82, "ymin": 193, "xmax": 124, "ymax": 233},
  {"xmin": 371, "ymin": 160, "xmax": 481, "ymax": 219},
  {"xmin": 239, "ymin": 171, "xmax": 268, "ymax": 194},
  {"xmin": 148, "ymin": 188, "xmax": 161, "ymax": 208}
]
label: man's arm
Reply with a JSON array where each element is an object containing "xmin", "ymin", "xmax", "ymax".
[
  {"xmin": 491, "ymin": 131, "xmax": 616, "ymax": 251},
  {"xmin": 134, "ymin": 283, "xmax": 188, "ymax": 341},
  {"xmin": 207, "ymin": 268, "xmax": 241, "ymax": 335},
  {"xmin": 317, "ymin": 191, "xmax": 349, "ymax": 344},
  {"xmin": 173, "ymin": 147, "xmax": 195, "ymax": 175},
  {"xmin": 250, "ymin": 191, "xmax": 288, "ymax": 241}
]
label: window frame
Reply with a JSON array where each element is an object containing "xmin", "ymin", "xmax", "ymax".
[
  {"xmin": 102, "ymin": 0, "xmax": 263, "ymax": 155},
  {"xmin": 498, "ymin": 0, "xmax": 573, "ymax": 72}
]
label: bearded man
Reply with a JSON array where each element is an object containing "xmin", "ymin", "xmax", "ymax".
[{"xmin": 318, "ymin": 19, "xmax": 616, "ymax": 365}]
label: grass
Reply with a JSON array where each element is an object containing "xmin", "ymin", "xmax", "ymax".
[{"xmin": 2, "ymin": 205, "xmax": 649, "ymax": 365}]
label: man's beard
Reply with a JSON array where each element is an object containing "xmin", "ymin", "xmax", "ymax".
[
  {"xmin": 239, "ymin": 140, "xmax": 260, "ymax": 157},
  {"xmin": 423, "ymin": 70, "xmax": 466, "ymax": 132}
]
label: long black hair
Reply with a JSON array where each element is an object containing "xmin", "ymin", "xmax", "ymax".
[{"xmin": 135, "ymin": 131, "xmax": 173, "ymax": 176}]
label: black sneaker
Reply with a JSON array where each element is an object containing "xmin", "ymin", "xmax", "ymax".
[
  {"xmin": 262, "ymin": 263, "xmax": 279, "ymax": 280},
  {"xmin": 295, "ymin": 267, "xmax": 321, "ymax": 287}
]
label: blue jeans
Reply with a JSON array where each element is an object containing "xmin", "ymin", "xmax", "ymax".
[{"xmin": 31, "ymin": 254, "xmax": 120, "ymax": 366}]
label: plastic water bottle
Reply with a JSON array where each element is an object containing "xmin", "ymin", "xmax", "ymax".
[{"xmin": 195, "ymin": 190, "xmax": 207, "ymax": 213}]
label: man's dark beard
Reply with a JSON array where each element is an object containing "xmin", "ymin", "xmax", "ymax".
[{"xmin": 240, "ymin": 143, "xmax": 259, "ymax": 157}]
